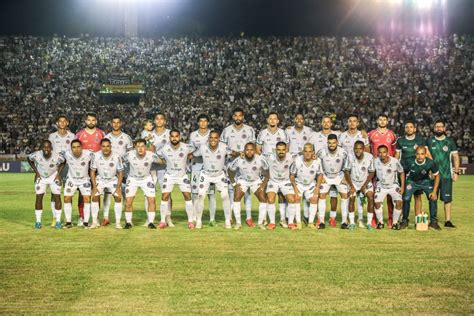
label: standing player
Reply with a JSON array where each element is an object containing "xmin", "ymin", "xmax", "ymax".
[
  {"xmin": 373, "ymin": 145, "xmax": 405, "ymax": 230},
  {"xmin": 122, "ymin": 139, "xmax": 160, "ymax": 229},
  {"xmin": 368, "ymin": 113, "xmax": 397, "ymax": 228},
  {"xmin": 48, "ymin": 114, "xmax": 75, "ymax": 226},
  {"xmin": 317, "ymin": 134, "xmax": 350, "ymax": 229},
  {"xmin": 289, "ymin": 143, "xmax": 323, "ymax": 229},
  {"xmin": 103, "ymin": 115, "xmax": 133, "ymax": 226},
  {"xmin": 256, "ymin": 112, "xmax": 289, "ymax": 227},
  {"xmin": 27, "ymin": 140, "xmax": 65, "ymax": 229},
  {"xmin": 189, "ymin": 114, "xmax": 217, "ymax": 225},
  {"xmin": 62, "ymin": 140, "xmax": 94, "ymax": 228},
  {"xmin": 395, "ymin": 120, "xmax": 429, "ymax": 229},
  {"xmin": 155, "ymin": 130, "xmax": 195, "ymax": 229},
  {"xmin": 192, "ymin": 131, "xmax": 233, "ymax": 229},
  {"xmin": 403, "ymin": 147, "xmax": 440, "ymax": 229},
  {"xmin": 338, "ymin": 114, "xmax": 370, "ymax": 227},
  {"xmin": 265, "ymin": 142, "xmax": 298, "ymax": 230},
  {"xmin": 227, "ymin": 142, "xmax": 269, "ymax": 230},
  {"xmin": 425, "ymin": 119, "xmax": 460, "ymax": 228},
  {"xmin": 345, "ymin": 141, "xmax": 375, "ymax": 230},
  {"xmin": 90, "ymin": 138, "xmax": 124, "ymax": 229},
  {"xmin": 220, "ymin": 108, "xmax": 256, "ymax": 226},
  {"xmin": 75, "ymin": 112, "xmax": 105, "ymax": 226}
]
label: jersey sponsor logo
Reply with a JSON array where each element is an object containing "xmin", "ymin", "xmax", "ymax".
[
  {"xmin": 386, "ymin": 169, "xmax": 392, "ymax": 173},
  {"xmin": 49, "ymin": 164, "xmax": 55, "ymax": 168},
  {"xmin": 310, "ymin": 170, "xmax": 315, "ymax": 174},
  {"xmin": 162, "ymin": 139, "xmax": 166, "ymax": 144},
  {"xmin": 284, "ymin": 164, "xmax": 289, "ymax": 169},
  {"xmin": 216, "ymin": 155, "xmax": 222, "ymax": 159},
  {"xmin": 276, "ymin": 137, "xmax": 282, "ymax": 141},
  {"xmin": 81, "ymin": 162, "xmax": 86, "ymax": 166},
  {"xmin": 407, "ymin": 184, "xmax": 412, "ymax": 190},
  {"xmin": 303, "ymin": 136, "xmax": 307, "ymax": 141},
  {"xmin": 421, "ymin": 170, "xmax": 427, "ymax": 175}
]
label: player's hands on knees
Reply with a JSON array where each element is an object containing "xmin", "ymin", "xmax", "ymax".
[
  {"xmin": 429, "ymin": 192, "xmax": 437, "ymax": 201},
  {"xmin": 114, "ymin": 188, "xmax": 122, "ymax": 199}
]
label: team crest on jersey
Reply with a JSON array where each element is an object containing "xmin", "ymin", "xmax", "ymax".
[
  {"xmin": 310, "ymin": 170, "xmax": 315, "ymax": 174},
  {"xmin": 284, "ymin": 165, "xmax": 289, "ymax": 169},
  {"xmin": 49, "ymin": 164, "xmax": 55, "ymax": 168},
  {"xmin": 421, "ymin": 170, "xmax": 427, "ymax": 175},
  {"xmin": 387, "ymin": 169, "xmax": 392, "ymax": 173},
  {"xmin": 179, "ymin": 152, "xmax": 184, "ymax": 157},
  {"xmin": 119, "ymin": 141, "xmax": 123, "ymax": 145},
  {"xmin": 386, "ymin": 137, "xmax": 391, "ymax": 143},
  {"xmin": 336, "ymin": 159, "xmax": 341, "ymax": 163},
  {"xmin": 192, "ymin": 185, "xmax": 197, "ymax": 190},
  {"xmin": 242, "ymin": 134, "xmax": 247, "ymax": 139},
  {"xmin": 303, "ymin": 136, "xmax": 307, "ymax": 141},
  {"xmin": 361, "ymin": 166, "xmax": 366, "ymax": 171},
  {"xmin": 109, "ymin": 162, "xmax": 114, "ymax": 167},
  {"xmin": 443, "ymin": 146, "xmax": 449, "ymax": 152},
  {"xmin": 252, "ymin": 166, "xmax": 257, "ymax": 171},
  {"xmin": 407, "ymin": 184, "xmax": 412, "ymax": 190},
  {"xmin": 276, "ymin": 137, "xmax": 281, "ymax": 141},
  {"xmin": 216, "ymin": 155, "xmax": 222, "ymax": 159},
  {"xmin": 199, "ymin": 184, "xmax": 204, "ymax": 189},
  {"xmin": 413, "ymin": 144, "xmax": 418, "ymax": 149},
  {"xmin": 66, "ymin": 140, "xmax": 70, "ymax": 144},
  {"xmin": 81, "ymin": 162, "xmax": 86, "ymax": 166},
  {"xmin": 125, "ymin": 189, "xmax": 129, "ymax": 194},
  {"xmin": 144, "ymin": 162, "xmax": 149, "ymax": 167}
]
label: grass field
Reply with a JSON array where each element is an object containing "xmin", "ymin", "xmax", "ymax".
[{"xmin": 1, "ymin": 173, "xmax": 473, "ymax": 314}]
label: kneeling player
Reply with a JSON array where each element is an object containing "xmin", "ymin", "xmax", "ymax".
[
  {"xmin": 345, "ymin": 141, "xmax": 375, "ymax": 230},
  {"xmin": 289, "ymin": 143, "xmax": 323, "ymax": 229},
  {"xmin": 373, "ymin": 145, "xmax": 405, "ymax": 230},
  {"xmin": 27, "ymin": 140, "xmax": 65, "ymax": 229},
  {"xmin": 90, "ymin": 138, "xmax": 124, "ymax": 229},
  {"xmin": 227, "ymin": 142, "xmax": 269, "ymax": 230}
]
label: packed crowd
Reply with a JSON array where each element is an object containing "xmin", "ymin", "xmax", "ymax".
[{"xmin": 1, "ymin": 34, "xmax": 472, "ymax": 156}]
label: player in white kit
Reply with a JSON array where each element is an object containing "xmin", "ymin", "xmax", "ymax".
[
  {"xmin": 256, "ymin": 112, "xmax": 290, "ymax": 227},
  {"xmin": 373, "ymin": 145, "xmax": 405, "ymax": 230},
  {"xmin": 90, "ymin": 138, "xmax": 124, "ymax": 229},
  {"xmin": 122, "ymin": 139, "xmax": 161, "ymax": 229},
  {"xmin": 220, "ymin": 108, "xmax": 256, "ymax": 226},
  {"xmin": 344, "ymin": 141, "xmax": 375, "ymax": 230},
  {"xmin": 27, "ymin": 140, "xmax": 65, "ymax": 229},
  {"xmin": 189, "ymin": 114, "xmax": 217, "ymax": 225},
  {"xmin": 227, "ymin": 142, "xmax": 269, "ymax": 230},
  {"xmin": 62, "ymin": 140, "xmax": 94, "ymax": 228},
  {"xmin": 155, "ymin": 129, "xmax": 195, "ymax": 229},
  {"xmin": 317, "ymin": 134, "xmax": 350, "ymax": 229},
  {"xmin": 191, "ymin": 131, "xmax": 233, "ymax": 229},
  {"xmin": 290, "ymin": 143, "xmax": 323, "ymax": 229}
]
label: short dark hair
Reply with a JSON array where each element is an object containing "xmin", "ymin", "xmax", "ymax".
[
  {"xmin": 170, "ymin": 129, "xmax": 181, "ymax": 135},
  {"xmin": 85, "ymin": 112, "xmax": 97, "ymax": 119},
  {"xmin": 268, "ymin": 111, "xmax": 279, "ymax": 119},
  {"xmin": 378, "ymin": 144, "xmax": 388, "ymax": 151},
  {"xmin": 101, "ymin": 138, "xmax": 111, "ymax": 144},
  {"xmin": 56, "ymin": 114, "xmax": 68, "ymax": 122},
  {"xmin": 197, "ymin": 113, "xmax": 209, "ymax": 122},
  {"xmin": 134, "ymin": 139, "xmax": 147, "ymax": 146},
  {"xmin": 354, "ymin": 140, "xmax": 365, "ymax": 148},
  {"xmin": 245, "ymin": 142, "xmax": 256, "ymax": 149},
  {"xmin": 327, "ymin": 134, "xmax": 338, "ymax": 141},
  {"xmin": 233, "ymin": 108, "xmax": 244, "ymax": 115},
  {"xmin": 348, "ymin": 114, "xmax": 359, "ymax": 120},
  {"xmin": 405, "ymin": 120, "xmax": 416, "ymax": 127},
  {"xmin": 71, "ymin": 139, "xmax": 82, "ymax": 146},
  {"xmin": 434, "ymin": 119, "xmax": 446, "ymax": 126},
  {"xmin": 210, "ymin": 130, "xmax": 220, "ymax": 137},
  {"xmin": 154, "ymin": 112, "xmax": 166, "ymax": 120},
  {"xmin": 112, "ymin": 115, "xmax": 122, "ymax": 121},
  {"xmin": 378, "ymin": 113, "xmax": 388, "ymax": 119},
  {"xmin": 42, "ymin": 139, "xmax": 52, "ymax": 147},
  {"xmin": 295, "ymin": 112, "xmax": 305, "ymax": 118},
  {"xmin": 276, "ymin": 141, "xmax": 287, "ymax": 148}
]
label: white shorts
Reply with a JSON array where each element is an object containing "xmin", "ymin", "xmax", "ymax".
[
  {"xmin": 266, "ymin": 180, "xmax": 295, "ymax": 196},
  {"xmin": 198, "ymin": 173, "xmax": 229, "ymax": 195},
  {"xmin": 236, "ymin": 179, "xmax": 262, "ymax": 194},
  {"xmin": 161, "ymin": 174, "xmax": 191, "ymax": 193},
  {"xmin": 125, "ymin": 175, "xmax": 156, "ymax": 198},
  {"xmin": 374, "ymin": 185, "xmax": 402, "ymax": 204},
  {"xmin": 320, "ymin": 175, "xmax": 348, "ymax": 194},
  {"xmin": 191, "ymin": 170, "xmax": 215, "ymax": 195},
  {"xmin": 329, "ymin": 187, "xmax": 338, "ymax": 198},
  {"xmin": 95, "ymin": 178, "xmax": 119, "ymax": 196},
  {"xmin": 35, "ymin": 173, "xmax": 61, "ymax": 195},
  {"xmin": 352, "ymin": 182, "xmax": 374, "ymax": 196},
  {"xmin": 296, "ymin": 182, "xmax": 317, "ymax": 200},
  {"xmin": 64, "ymin": 178, "xmax": 92, "ymax": 196}
]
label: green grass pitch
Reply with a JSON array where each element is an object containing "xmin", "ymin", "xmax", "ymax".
[{"xmin": 1, "ymin": 173, "xmax": 473, "ymax": 314}]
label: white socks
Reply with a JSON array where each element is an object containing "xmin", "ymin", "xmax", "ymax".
[
  {"xmin": 309, "ymin": 203, "xmax": 318, "ymax": 223},
  {"xmin": 233, "ymin": 202, "xmax": 242, "ymax": 225},
  {"xmin": 357, "ymin": 198, "xmax": 363, "ymax": 221},
  {"xmin": 375, "ymin": 206, "xmax": 383, "ymax": 223},
  {"xmin": 50, "ymin": 201, "xmax": 56, "ymax": 221},
  {"xmin": 393, "ymin": 208, "xmax": 402, "ymax": 224},
  {"xmin": 279, "ymin": 203, "xmax": 286, "ymax": 222},
  {"xmin": 125, "ymin": 211, "xmax": 133, "ymax": 224},
  {"xmin": 185, "ymin": 200, "xmax": 193, "ymax": 222},
  {"xmin": 64, "ymin": 203, "xmax": 72, "ymax": 223},
  {"xmin": 103, "ymin": 194, "xmax": 111, "ymax": 219},
  {"xmin": 295, "ymin": 203, "xmax": 301, "ymax": 224},
  {"xmin": 221, "ymin": 191, "xmax": 231, "ymax": 222},
  {"xmin": 160, "ymin": 201, "xmax": 168, "ymax": 224},
  {"xmin": 91, "ymin": 202, "xmax": 100, "ymax": 225},
  {"xmin": 208, "ymin": 194, "xmax": 216, "ymax": 221},
  {"xmin": 318, "ymin": 199, "xmax": 326, "ymax": 223},
  {"xmin": 287, "ymin": 203, "xmax": 296, "ymax": 225},
  {"xmin": 267, "ymin": 204, "xmax": 276, "ymax": 224},
  {"xmin": 147, "ymin": 211, "xmax": 156, "ymax": 224},
  {"xmin": 349, "ymin": 212, "xmax": 355, "ymax": 225},
  {"xmin": 340, "ymin": 198, "xmax": 348, "ymax": 223},
  {"xmin": 258, "ymin": 203, "xmax": 267, "ymax": 224},
  {"xmin": 35, "ymin": 210, "xmax": 42, "ymax": 222},
  {"xmin": 367, "ymin": 212, "xmax": 374, "ymax": 225},
  {"xmin": 83, "ymin": 203, "xmax": 91, "ymax": 224},
  {"xmin": 114, "ymin": 203, "xmax": 122, "ymax": 224}
]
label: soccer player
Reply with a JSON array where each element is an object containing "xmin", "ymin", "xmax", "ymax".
[
  {"xmin": 368, "ymin": 113, "xmax": 397, "ymax": 228},
  {"xmin": 48, "ymin": 114, "xmax": 75, "ymax": 226},
  {"xmin": 256, "ymin": 112, "xmax": 289, "ymax": 227},
  {"xmin": 227, "ymin": 142, "xmax": 269, "ymax": 230},
  {"xmin": 402, "ymin": 146, "xmax": 440, "ymax": 230},
  {"xmin": 122, "ymin": 139, "xmax": 160, "ymax": 229},
  {"xmin": 192, "ymin": 131, "xmax": 233, "ymax": 229},
  {"xmin": 395, "ymin": 120, "xmax": 429, "ymax": 229},
  {"xmin": 189, "ymin": 114, "xmax": 217, "ymax": 225},
  {"xmin": 265, "ymin": 142, "xmax": 297, "ymax": 230},
  {"xmin": 27, "ymin": 140, "xmax": 65, "ymax": 229},
  {"xmin": 75, "ymin": 112, "xmax": 105, "ymax": 226},
  {"xmin": 317, "ymin": 134, "xmax": 350, "ymax": 229},
  {"xmin": 90, "ymin": 138, "xmax": 124, "ymax": 229},
  {"xmin": 62, "ymin": 140, "xmax": 94, "ymax": 228},
  {"xmin": 345, "ymin": 141, "xmax": 375, "ymax": 230},
  {"xmin": 220, "ymin": 108, "xmax": 256, "ymax": 226},
  {"xmin": 289, "ymin": 143, "xmax": 323, "ymax": 229},
  {"xmin": 425, "ymin": 119, "xmax": 460, "ymax": 228},
  {"xmin": 103, "ymin": 115, "xmax": 133, "ymax": 226},
  {"xmin": 373, "ymin": 145, "xmax": 405, "ymax": 230},
  {"xmin": 155, "ymin": 129, "xmax": 195, "ymax": 229}
]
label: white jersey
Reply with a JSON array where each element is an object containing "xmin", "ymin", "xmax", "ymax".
[
  {"xmin": 266, "ymin": 152, "xmax": 294, "ymax": 182},
  {"xmin": 256, "ymin": 127, "xmax": 289, "ymax": 156},
  {"xmin": 339, "ymin": 130, "xmax": 369, "ymax": 155},
  {"xmin": 151, "ymin": 128, "xmax": 170, "ymax": 171},
  {"xmin": 290, "ymin": 156, "xmax": 322, "ymax": 185},
  {"xmin": 140, "ymin": 129, "xmax": 154, "ymax": 141},
  {"xmin": 228, "ymin": 154, "xmax": 269, "ymax": 182},
  {"xmin": 63, "ymin": 150, "xmax": 94, "ymax": 181},
  {"xmin": 220, "ymin": 124, "xmax": 256, "ymax": 153},
  {"xmin": 105, "ymin": 132, "xmax": 133, "ymax": 157},
  {"xmin": 285, "ymin": 126, "xmax": 315, "ymax": 155},
  {"xmin": 311, "ymin": 130, "xmax": 341, "ymax": 153},
  {"xmin": 90, "ymin": 151, "xmax": 124, "ymax": 181},
  {"xmin": 28, "ymin": 150, "xmax": 64, "ymax": 178},
  {"xmin": 374, "ymin": 156, "xmax": 404, "ymax": 189},
  {"xmin": 123, "ymin": 150, "xmax": 159, "ymax": 180},
  {"xmin": 347, "ymin": 152, "xmax": 374, "ymax": 185},
  {"xmin": 317, "ymin": 146, "xmax": 349, "ymax": 179},
  {"xmin": 157, "ymin": 142, "xmax": 194, "ymax": 177},
  {"xmin": 193, "ymin": 143, "xmax": 231, "ymax": 177},
  {"xmin": 189, "ymin": 129, "xmax": 210, "ymax": 171},
  {"xmin": 48, "ymin": 131, "xmax": 75, "ymax": 154}
]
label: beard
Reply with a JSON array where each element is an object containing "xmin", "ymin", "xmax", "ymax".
[
  {"xmin": 171, "ymin": 140, "xmax": 180, "ymax": 146},
  {"xmin": 234, "ymin": 120, "xmax": 243, "ymax": 125},
  {"xmin": 86, "ymin": 123, "xmax": 96, "ymax": 129},
  {"xmin": 435, "ymin": 131, "xmax": 445, "ymax": 137}
]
